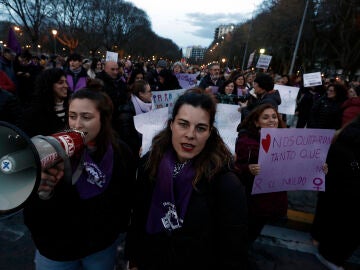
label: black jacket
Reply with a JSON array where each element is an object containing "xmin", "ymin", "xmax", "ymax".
[
  {"xmin": 24, "ymin": 140, "xmax": 136, "ymax": 261},
  {"xmin": 125, "ymin": 152, "xmax": 248, "ymax": 270}
]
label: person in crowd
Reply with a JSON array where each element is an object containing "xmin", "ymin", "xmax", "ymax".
[
  {"xmin": 23, "ymin": 88, "xmax": 136, "ymax": 270},
  {"xmin": 125, "ymin": 89, "xmax": 248, "ymax": 270},
  {"xmin": 117, "ymin": 79, "xmax": 152, "ymax": 158},
  {"xmin": 0, "ymin": 69, "xmax": 16, "ymax": 93},
  {"xmin": 0, "ymin": 87, "xmax": 22, "ymax": 126},
  {"xmin": 157, "ymin": 69, "xmax": 182, "ymax": 91},
  {"xmin": 341, "ymin": 85, "xmax": 360, "ymax": 127},
  {"xmin": 0, "ymin": 47, "xmax": 17, "ymax": 86},
  {"xmin": 21, "ymin": 68, "xmax": 70, "ymax": 137},
  {"xmin": 244, "ymin": 72, "xmax": 255, "ymax": 92},
  {"xmin": 295, "ymin": 85, "xmax": 323, "ymax": 128},
  {"xmin": 87, "ymin": 58, "xmax": 103, "ymax": 79},
  {"xmin": 96, "ymin": 61, "xmax": 128, "ymax": 129},
  {"xmin": 65, "ymin": 53, "xmax": 88, "ymax": 92},
  {"xmin": 146, "ymin": 59, "xmax": 167, "ymax": 91},
  {"xmin": 311, "ymin": 115, "xmax": 360, "ymax": 270},
  {"xmin": 235, "ymin": 103, "xmax": 287, "ymax": 244},
  {"xmin": 127, "ymin": 68, "xmax": 146, "ymax": 87},
  {"xmin": 308, "ymin": 83, "xmax": 347, "ymax": 130},
  {"xmin": 233, "ymin": 72, "xmax": 249, "ymax": 98},
  {"xmin": 198, "ymin": 62, "xmax": 225, "ymax": 94},
  {"xmin": 172, "ymin": 61, "xmax": 185, "ymax": 74},
  {"xmin": 215, "ymin": 79, "xmax": 238, "ymax": 104},
  {"xmin": 123, "ymin": 59, "xmax": 133, "ymax": 83},
  {"xmin": 14, "ymin": 50, "xmax": 43, "ymax": 107},
  {"xmin": 239, "ymin": 72, "xmax": 281, "ymax": 120}
]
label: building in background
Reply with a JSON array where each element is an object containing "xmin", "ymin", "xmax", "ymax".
[
  {"xmin": 214, "ymin": 24, "xmax": 235, "ymax": 40},
  {"xmin": 184, "ymin": 46, "xmax": 207, "ymax": 65}
]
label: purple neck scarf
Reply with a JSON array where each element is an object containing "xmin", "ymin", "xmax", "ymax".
[
  {"xmin": 75, "ymin": 144, "xmax": 114, "ymax": 199},
  {"xmin": 146, "ymin": 149, "xmax": 195, "ymax": 234}
]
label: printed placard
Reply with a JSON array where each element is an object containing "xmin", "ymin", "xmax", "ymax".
[
  {"xmin": 105, "ymin": 51, "xmax": 118, "ymax": 62},
  {"xmin": 303, "ymin": 72, "xmax": 322, "ymax": 87},
  {"xmin": 256, "ymin": 54, "xmax": 272, "ymax": 69},
  {"xmin": 252, "ymin": 128, "xmax": 335, "ymax": 194},
  {"xmin": 274, "ymin": 84, "xmax": 300, "ymax": 115}
]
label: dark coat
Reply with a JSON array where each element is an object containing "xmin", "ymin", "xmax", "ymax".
[
  {"xmin": 198, "ymin": 73, "xmax": 225, "ymax": 90},
  {"xmin": 125, "ymin": 152, "xmax": 248, "ymax": 270},
  {"xmin": 234, "ymin": 130, "xmax": 288, "ymax": 219},
  {"xmin": 24, "ymin": 140, "xmax": 136, "ymax": 261},
  {"xmin": 241, "ymin": 90, "xmax": 282, "ymax": 120},
  {"xmin": 308, "ymin": 95, "xmax": 343, "ymax": 129},
  {"xmin": 0, "ymin": 88, "xmax": 22, "ymax": 127},
  {"xmin": 311, "ymin": 119, "xmax": 360, "ymax": 266}
]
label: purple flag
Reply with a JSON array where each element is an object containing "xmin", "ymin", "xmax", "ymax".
[{"xmin": 7, "ymin": 27, "xmax": 21, "ymax": 55}]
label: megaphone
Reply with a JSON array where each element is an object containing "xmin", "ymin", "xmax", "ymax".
[{"xmin": 0, "ymin": 121, "xmax": 85, "ymax": 219}]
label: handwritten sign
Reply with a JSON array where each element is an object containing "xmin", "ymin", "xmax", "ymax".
[
  {"xmin": 274, "ymin": 84, "xmax": 300, "ymax": 115},
  {"xmin": 152, "ymin": 89, "xmax": 186, "ymax": 111},
  {"xmin": 256, "ymin": 54, "xmax": 272, "ymax": 69},
  {"xmin": 252, "ymin": 128, "xmax": 335, "ymax": 194},
  {"xmin": 303, "ymin": 72, "xmax": 322, "ymax": 87},
  {"xmin": 175, "ymin": 73, "xmax": 198, "ymax": 89},
  {"xmin": 105, "ymin": 51, "xmax": 118, "ymax": 62},
  {"xmin": 247, "ymin": 51, "xmax": 255, "ymax": 68}
]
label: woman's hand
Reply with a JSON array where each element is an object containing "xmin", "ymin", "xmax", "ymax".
[
  {"xmin": 38, "ymin": 162, "xmax": 64, "ymax": 199},
  {"xmin": 248, "ymin": 164, "xmax": 260, "ymax": 176},
  {"xmin": 322, "ymin": 163, "xmax": 328, "ymax": 175}
]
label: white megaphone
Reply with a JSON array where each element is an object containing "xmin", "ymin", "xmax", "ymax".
[{"xmin": 0, "ymin": 121, "xmax": 86, "ymax": 219}]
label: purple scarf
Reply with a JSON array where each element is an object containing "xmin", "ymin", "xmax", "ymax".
[
  {"xmin": 146, "ymin": 150, "xmax": 195, "ymax": 234},
  {"xmin": 75, "ymin": 144, "xmax": 114, "ymax": 199}
]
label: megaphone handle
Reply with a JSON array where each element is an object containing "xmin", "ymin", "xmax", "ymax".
[{"xmin": 35, "ymin": 136, "xmax": 73, "ymax": 199}]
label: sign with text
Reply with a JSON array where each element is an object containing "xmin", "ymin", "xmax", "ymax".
[
  {"xmin": 247, "ymin": 51, "xmax": 255, "ymax": 68},
  {"xmin": 274, "ymin": 84, "xmax": 300, "ymax": 115},
  {"xmin": 252, "ymin": 128, "xmax": 335, "ymax": 194},
  {"xmin": 105, "ymin": 51, "xmax": 118, "ymax": 62},
  {"xmin": 256, "ymin": 54, "xmax": 272, "ymax": 69},
  {"xmin": 152, "ymin": 89, "xmax": 186, "ymax": 110},
  {"xmin": 175, "ymin": 73, "xmax": 198, "ymax": 89},
  {"xmin": 303, "ymin": 72, "xmax": 322, "ymax": 87}
]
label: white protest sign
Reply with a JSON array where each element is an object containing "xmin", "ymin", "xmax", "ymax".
[
  {"xmin": 175, "ymin": 73, "xmax": 198, "ymax": 89},
  {"xmin": 303, "ymin": 72, "xmax": 322, "ymax": 87},
  {"xmin": 105, "ymin": 51, "xmax": 118, "ymax": 62},
  {"xmin": 215, "ymin": 104, "xmax": 242, "ymax": 155},
  {"xmin": 247, "ymin": 51, "xmax": 255, "ymax": 68},
  {"xmin": 134, "ymin": 107, "xmax": 169, "ymax": 156},
  {"xmin": 152, "ymin": 89, "xmax": 186, "ymax": 110},
  {"xmin": 256, "ymin": 54, "xmax": 272, "ymax": 69},
  {"xmin": 252, "ymin": 128, "xmax": 335, "ymax": 194},
  {"xmin": 274, "ymin": 84, "xmax": 300, "ymax": 115}
]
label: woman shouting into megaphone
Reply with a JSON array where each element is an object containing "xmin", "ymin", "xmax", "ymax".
[{"xmin": 24, "ymin": 88, "xmax": 136, "ymax": 270}]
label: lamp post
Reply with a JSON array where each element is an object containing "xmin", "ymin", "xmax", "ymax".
[
  {"xmin": 51, "ymin": 29, "xmax": 58, "ymax": 55},
  {"xmin": 259, "ymin": 48, "xmax": 265, "ymax": 54}
]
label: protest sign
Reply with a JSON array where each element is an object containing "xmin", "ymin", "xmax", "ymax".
[
  {"xmin": 152, "ymin": 89, "xmax": 186, "ymax": 110},
  {"xmin": 256, "ymin": 54, "xmax": 272, "ymax": 69},
  {"xmin": 175, "ymin": 73, "xmax": 198, "ymax": 89},
  {"xmin": 252, "ymin": 128, "xmax": 335, "ymax": 194},
  {"xmin": 105, "ymin": 51, "xmax": 118, "ymax": 62},
  {"xmin": 274, "ymin": 84, "xmax": 300, "ymax": 115},
  {"xmin": 303, "ymin": 72, "xmax": 322, "ymax": 87}
]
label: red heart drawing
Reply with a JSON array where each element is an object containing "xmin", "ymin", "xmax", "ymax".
[{"xmin": 261, "ymin": 134, "xmax": 271, "ymax": 153}]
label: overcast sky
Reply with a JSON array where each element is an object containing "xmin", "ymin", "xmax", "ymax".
[{"xmin": 128, "ymin": 0, "xmax": 264, "ymax": 48}]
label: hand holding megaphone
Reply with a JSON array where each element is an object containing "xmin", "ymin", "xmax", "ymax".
[{"xmin": 0, "ymin": 121, "xmax": 86, "ymax": 218}]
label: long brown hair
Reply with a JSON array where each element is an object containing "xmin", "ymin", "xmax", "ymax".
[{"xmin": 146, "ymin": 89, "xmax": 233, "ymax": 185}]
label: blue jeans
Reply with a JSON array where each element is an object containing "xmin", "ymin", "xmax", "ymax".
[{"xmin": 34, "ymin": 240, "xmax": 118, "ymax": 270}]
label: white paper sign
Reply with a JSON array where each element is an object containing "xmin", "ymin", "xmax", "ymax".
[
  {"xmin": 256, "ymin": 54, "xmax": 272, "ymax": 69},
  {"xmin": 105, "ymin": 51, "xmax": 118, "ymax": 62},
  {"xmin": 274, "ymin": 84, "xmax": 300, "ymax": 115},
  {"xmin": 303, "ymin": 72, "xmax": 322, "ymax": 87}
]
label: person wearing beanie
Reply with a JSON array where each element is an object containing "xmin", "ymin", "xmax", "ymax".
[
  {"xmin": 146, "ymin": 59, "xmax": 168, "ymax": 91},
  {"xmin": 239, "ymin": 72, "xmax": 281, "ymax": 120}
]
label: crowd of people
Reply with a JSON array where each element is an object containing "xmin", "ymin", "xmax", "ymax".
[{"xmin": 0, "ymin": 45, "xmax": 360, "ymax": 270}]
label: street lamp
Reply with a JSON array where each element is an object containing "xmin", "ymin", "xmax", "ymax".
[
  {"xmin": 51, "ymin": 29, "xmax": 58, "ymax": 55},
  {"xmin": 259, "ymin": 48, "xmax": 265, "ymax": 54}
]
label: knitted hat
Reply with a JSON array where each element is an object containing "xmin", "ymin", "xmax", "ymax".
[
  {"xmin": 254, "ymin": 73, "xmax": 274, "ymax": 92},
  {"xmin": 156, "ymin": 59, "xmax": 167, "ymax": 68}
]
